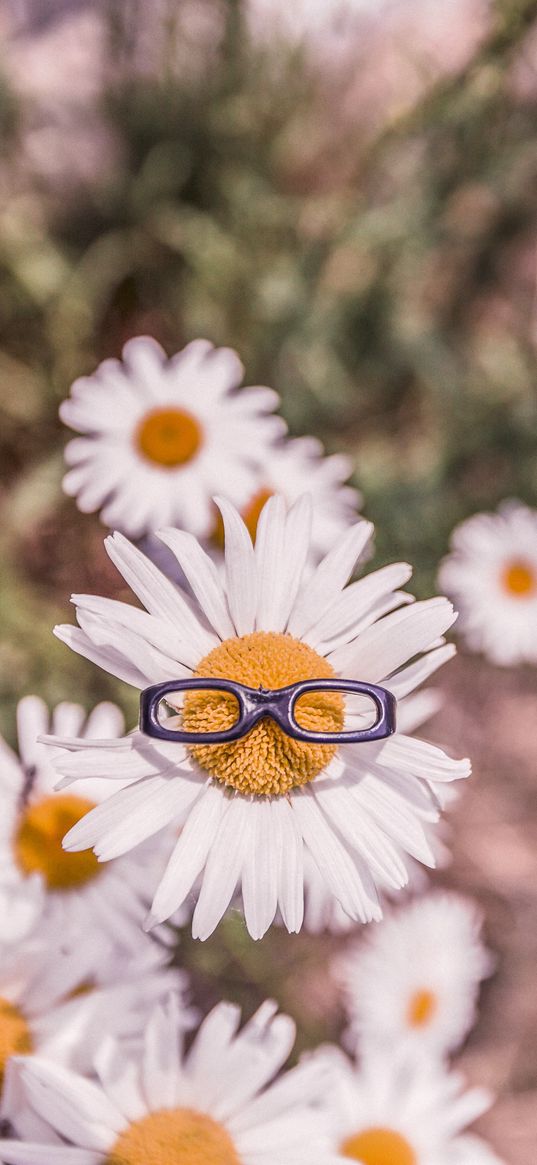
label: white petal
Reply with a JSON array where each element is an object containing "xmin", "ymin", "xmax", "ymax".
[
  {"xmin": 157, "ymin": 528, "xmax": 236, "ymax": 640},
  {"xmin": 54, "ymin": 624, "xmax": 148, "ymax": 689},
  {"xmin": 13, "ymin": 1058, "xmax": 125, "ymax": 1150},
  {"xmin": 242, "ymin": 799, "xmax": 279, "ymax": 940},
  {"xmin": 287, "ymin": 521, "xmax": 374, "ymax": 638},
  {"xmin": 192, "ymin": 796, "xmax": 252, "ymax": 939},
  {"xmin": 291, "ymin": 788, "xmax": 381, "ymax": 923},
  {"xmin": 307, "ymin": 562, "xmax": 413, "ymax": 648},
  {"xmin": 216, "ymin": 496, "xmax": 257, "ymax": 635},
  {"xmin": 104, "ymin": 532, "xmax": 216, "ymax": 654},
  {"xmin": 148, "ymin": 783, "xmax": 224, "ymax": 925},
  {"xmin": 387, "ymin": 643, "xmax": 456, "ymax": 699},
  {"xmin": 255, "ymin": 495, "xmax": 288, "ymax": 631},
  {"xmin": 273, "ymin": 799, "xmax": 304, "ymax": 934},
  {"xmin": 329, "ymin": 597, "xmax": 456, "ymax": 681},
  {"xmin": 141, "ymin": 995, "xmax": 184, "ymax": 1110},
  {"xmin": 71, "ymin": 594, "xmax": 196, "ymax": 672},
  {"xmin": 0, "ymin": 1147, "xmax": 99, "ymax": 1165}
]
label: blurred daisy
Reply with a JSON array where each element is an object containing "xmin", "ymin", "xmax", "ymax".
[
  {"xmin": 0, "ymin": 696, "xmax": 169, "ymax": 965},
  {"xmin": 438, "ymin": 500, "xmax": 537, "ymax": 665},
  {"xmin": 60, "ymin": 336, "xmax": 286, "ymax": 540},
  {"xmin": 0, "ymin": 934, "xmax": 190, "ymax": 1124},
  {"xmin": 335, "ymin": 891, "xmax": 493, "ymax": 1058},
  {"xmin": 48, "ymin": 496, "xmax": 469, "ymax": 940},
  {"xmin": 0, "ymin": 878, "xmax": 43, "ymax": 953},
  {"xmin": 213, "ymin": 436, "xmax": 363, "ymax": 561},
  {"xmin": 318, "ymin": 1046, "xmax": 503, "ymax": 1164},
  {"xmin": 1, "ymin": 997, "xmax": 338, "ymax": 1165}
]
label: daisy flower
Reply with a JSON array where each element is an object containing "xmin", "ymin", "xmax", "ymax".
[
  {"xmin": 48, "ymin": 495, "xmax": 470, "ymax": 940},
  {"xmin": 318, "ymin": 1046, "xmax": 504, "ymax": 1165},
  {"xmin": 335, "ymin": 891, "xmax": 493, "ymax": 1058},
  {"xmin": 0, "ymin": 696, "xmax": 170, "ymax": 965},
  {"xmin": 0, "ymin": 933, "xmax": 191, "ymax": 1127},
  {"xmin": 438, "ymin": 500, "xmax": 537, "ymax": 665},
  {"xmin": 1, "ymin": 997, "xmax": 339, "ymax": 1165},
  {"xmin": 60, "ymin": 336, "xmax": 286, "ymax": 540},
  {"xmin": 212, "ymin": 436, "xmax": 363, "ymax": 561}
]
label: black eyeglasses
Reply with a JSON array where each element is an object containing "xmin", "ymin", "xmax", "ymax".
[{"xmin": 139, "ymin": 678, "xmax": 396, "ymax": 745}]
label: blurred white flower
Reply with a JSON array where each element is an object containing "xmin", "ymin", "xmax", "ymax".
[
  {"xmin": 47, "ymin": 496, "xmax": 468, "ymax": 940},
  {"xmin": 438, "ymin": 500, "xmax": 537, "ymax": 665},
  {"xmin": 60, "ymin": 336, "xmax": 286, "ymax": 540},
  {"xmin": 217, "ymin": 436, "xmax": 362, "ymax": 562},
  {"xmin": 0, "ymin": 933, "xmax": 191, "ymax": 1129},
  {"xmin": 335, "ymin": 891, "xmax": 493, "ymax": 1058},
  {"xmin": 316, "ymin": 1045, "xmax": 504, "ymax": 1164},
  {"xmin": 1, "ymin": 997, "xmax": 337, "ymax": 1165},
  {"xmin": 0, "ymin": 696, "xmax": 169, "ymax": 967}
]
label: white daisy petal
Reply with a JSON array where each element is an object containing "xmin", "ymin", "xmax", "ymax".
[
  {"xmin": 192, "ymin": 798, "xmax": 252, "ymax": 940},
  {"xmin": 13, "ymin": 1058, "xmax": 125, "ymax": 1149},
  {"xmin": 242, "ymin": 799, "xmax": 279, "ymax": 940},
  {"xmin": 292, "ymin": 788, "xmax": 381, "ymax": 924},
  {"xmin": 157, "ymin": 528, "xmax": 236, "ymax": 639},
  {"xmin": 255, "ymin": 494, "xmax": 288, "ymax": 631},
  {"xmin": 329, "ymin": 597, "xmax": 456, "ymax": 680},
  {"xmin": 216, "ymin": 496, "xmax": 258, "ymax": 635},
  {"xmin": 274, "ymin": 798, "xmax": 304, "ymax": 934},
  {"xmin": 105, "ymin": 532, "xmax": 216, "ymax": 655},
  {"xmin": 287, "ymin": 520, "xmax": 374, "ymax": 638},
  {"xmin": 148, "ymin": 784, "xmax": 222, "ymax": 926}
]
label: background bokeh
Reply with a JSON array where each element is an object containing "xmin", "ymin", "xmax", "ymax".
[{"xmin": 0, "ymin": 2, "xmax": 536, "ymax": 1160}]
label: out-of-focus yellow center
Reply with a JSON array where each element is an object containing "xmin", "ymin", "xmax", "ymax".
[
  {"xmin": 14, "ymin": 794, "xmax": 103, "ymax": 891},
  {"xmin": 501, "ymin": 560, "xmax": 536, "ymax": 598},
  {"xmin": 184, "ymin": 631, "xmax": 343, "ymax": 795},
  {"xmin": 136, "ymin": 407, "xmax": 202, "ymax": 468},
  {"xmin": 213, "ymin": 487, "xmax": 274, "ymax": 548},
  {"xmin": 341, "ymin": 1127, "xmax": 417, "ymax": 1165},
  {"xmin": 406, "ymin": 987, "xmax": 438, "ymax": 1028},
  {"xmin": 106, "ymin": 1108, "xmax": 240, "ymax": 1165},
  {"xmin": 0, "ymin": 998, "xmax": 33, "ymax": 1089}
]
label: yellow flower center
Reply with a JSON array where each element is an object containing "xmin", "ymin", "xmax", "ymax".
[
  {"xmin": 213, "ymin": 487, "xmax": 274, "ymax": 548},
  {"xmin": 0, "ymin": 997, "xmax": 33, "ymax": 1089},
  {"xmin": 406, "ymin": 987, "xmax": 438, "ymax": 1028},
  {"xmin": 136, "ymin": 407, "xmax": 202, "ymax": 468},
  {"xmin": 184, "ymin": 631, "xmax": 343, "ymax": 795},
  {"xmin": 501, "ymin": 559, "xmax": 536, "ymax": 598},
  {"xmin": 106, "ymin": 1108, "xmax": 240, "ymax": 1165},
  {"xmin": 341, "ymin": 1127, "xmax": 417, "ymax": 1165},
  {"xmin": 14, "ymin": 794, "xmax": 103, "ymax": 891}
]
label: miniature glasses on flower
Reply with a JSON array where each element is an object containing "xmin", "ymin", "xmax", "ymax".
[{"xmin": 139, "ymin": 678, "xmax": 396, "ymax": 745}]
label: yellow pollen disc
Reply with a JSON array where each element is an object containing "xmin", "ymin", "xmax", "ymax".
[
  {"xmin": 136, "ymin": 407, "xmax": 202, "ymax": 468},
  {"xmin": 213, "ymin": 487, "xmax": 274, "ymax": 548},
  {"xmin": 14, "ymin": 794, "xmax": 103, "ymax": 891},
  {"xmin": 106, "ymin": 1107, "xmax": 241, "ymax": 1165},
  {"xmin": 501, "ymin": 559, "xmax": 536, "ymax": 598},
  {"xmin": 0, "ymin": 997, "xmax": 33, "ymax": 1089},
  {"xmin": 407, "ymin": 987, "xmax": 438, "ymax": 1028},
  {"xmin": 185, "ymin": 631, "xmax": 344, "ymax": 796},
  {"xmin": 341, "ymin": 1127, "xmax": 417, "ymax": 1165}
]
